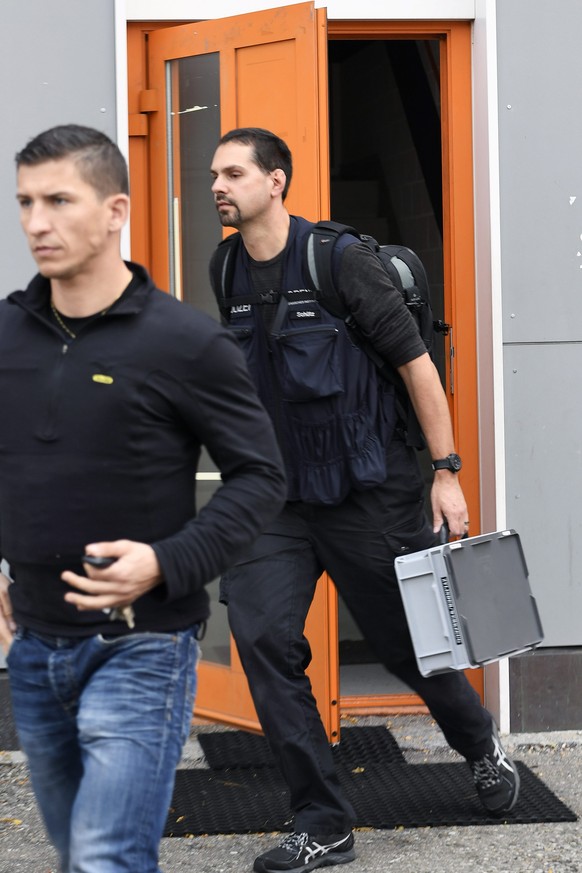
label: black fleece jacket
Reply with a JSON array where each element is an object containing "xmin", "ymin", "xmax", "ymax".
[{"xmin": 0, "ymin": 263, "xmax": 286, "ymax": 635}]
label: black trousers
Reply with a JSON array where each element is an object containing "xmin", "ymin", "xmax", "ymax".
[{"xmin": 221, "ymin": 437, "xmax": 492, "ymax": 833}]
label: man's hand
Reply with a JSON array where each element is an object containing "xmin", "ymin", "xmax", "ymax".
[
  {"xmin": 430, "ymin": 471, "xmax": 469, "ymax": 539},
  {"xmin": 62, "ymin": 540, "xmax": 162, "ymax": 613},
  {"xmin": 0, "ymin": 572, "xmax": 16, "ymax": 655}
]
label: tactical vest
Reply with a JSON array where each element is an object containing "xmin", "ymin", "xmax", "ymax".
[{"xmin": 214, "ymin": 216, "xmax": 397, "ymax": 505}]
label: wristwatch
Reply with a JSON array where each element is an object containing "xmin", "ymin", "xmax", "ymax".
[{"xmin": 431, "ymin": 453, "xmax": 462, "ymax": 473}]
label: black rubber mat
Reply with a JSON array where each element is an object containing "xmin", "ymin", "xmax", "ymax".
[
  {"xmin": 0, "ymin": 673, "xmax": 19, "ymax": 751},
  {"xmin": 166, "ymin": 728, "xmax": 577, "ymax": 836},
  {"xmin": 198, "ymin": 726, "xmax": 405, "ymax": 769}
]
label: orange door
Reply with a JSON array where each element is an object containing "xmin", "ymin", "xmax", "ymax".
[
  {"xmin": 129, "ymin": 5, "xmax": 482, "ymax": 736},
  {"xmin": 144, "ymin": 2, "xmax": 341, "ymax": 737}
]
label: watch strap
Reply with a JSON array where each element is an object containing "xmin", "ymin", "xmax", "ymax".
[{"xmin": 431, "ymin": 453, "xmax": 462, "ymax": 473}]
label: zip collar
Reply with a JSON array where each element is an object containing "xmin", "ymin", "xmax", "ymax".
[{"xmin": 7, "ymin": 261, "xmax": 156, "ymax": 319}]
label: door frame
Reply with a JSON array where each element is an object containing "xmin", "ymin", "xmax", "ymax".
[
  {"xmin": 122, "ymin": 6, "xmax": 496, "ymax": 724},
  {"xmin": 326, "ymin": 19, "xmax": 482, "ymax": 711}
]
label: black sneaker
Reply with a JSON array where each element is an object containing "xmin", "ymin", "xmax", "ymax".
[
  {"xmin": 469, "ymin": 721, "xmax": 520, "ymax": 816},
  {"xmin": 253, "ymin": 832, "xmax": 355, "ymax": 872}
]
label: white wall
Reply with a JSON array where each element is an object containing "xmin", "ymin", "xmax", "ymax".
[{"xmin": 124, "ymin": 0, "xmax": 475, "ymax": 20}]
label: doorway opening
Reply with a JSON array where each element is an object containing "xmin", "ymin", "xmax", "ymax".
[
  {"xmin": 128, "ymin": 11, "xmax": 481, "ymax": 727},
  {"xmin": 327, "ymin": 39, "xmax": 445, "ymax": 702}
]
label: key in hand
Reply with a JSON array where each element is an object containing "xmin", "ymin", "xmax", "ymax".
[
  {"xmin": 81, "ymin": 556, "xmax": 135, "ymax": 629},
  {"xmin": 109, "ymin": 606, "xmax": 135, "ymax": 629}
]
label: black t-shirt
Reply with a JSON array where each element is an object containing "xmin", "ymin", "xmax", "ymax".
[{"xmin": 47, "ymin": 274, "xmax": 141, "ymax": 338}]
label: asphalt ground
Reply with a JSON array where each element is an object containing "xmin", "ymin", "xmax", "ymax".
[{"xmin": 1, "ymin": 713, "xmax": 580, "ymax": 873}]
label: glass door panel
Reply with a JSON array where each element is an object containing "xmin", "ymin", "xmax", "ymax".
[
  {"xmin": 166, "ymin": 53, "xmax": 222, "ymax": 315},
  {"xmin": 166, "ymin": 52, "xmax": 228, "ymax": 669}
]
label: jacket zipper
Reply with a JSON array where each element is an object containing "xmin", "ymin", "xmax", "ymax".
[{"xmin": 38, "ymin": 340, "xmax": 72, "ymax": 442}]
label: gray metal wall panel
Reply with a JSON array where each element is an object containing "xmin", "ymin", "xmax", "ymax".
[
  {"xmin": 1, "ymin": 0, "xmax": 117, "ymax": 295},
  {"xmin": 497, "ymin": 1, "xmax": 582, "ymax": 648},
  {"xmin": 496, "ymin": 1, "xmax": 582, "ymax": 345},
  {"xmin": 504, "ymin": 344, "xmax": 582, "ymax": 646}
]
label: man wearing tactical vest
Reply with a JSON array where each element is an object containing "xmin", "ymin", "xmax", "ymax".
[{"xmin": 210, "ymin": 128, "xmax": 519, "ymax": 873}]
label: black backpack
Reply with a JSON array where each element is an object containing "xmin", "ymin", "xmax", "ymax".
[
  {"xmin": 210, "ymin": 219, "xmax": 448, "ymax": 449},
  {"xmin": 303, "ymin": 220, "xmax": 450, "ymax": 448}
]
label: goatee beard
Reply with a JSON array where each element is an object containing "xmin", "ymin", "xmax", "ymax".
[
  {"xmin": 217, "ymin": 206, "xmax": 241, "ymax": 228},
  {"xmin": 220, "ymin": 216, "xmax": 240, "ymax": 227}
]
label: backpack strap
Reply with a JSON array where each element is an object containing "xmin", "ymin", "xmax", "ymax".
[
  {"xmin": 304, "ymin": 220, "xmax": 363, "ymax": 318},
  {"xmin": 209, "ymin": 233, "xmax": 242, "ymax": 320},
  {"xmin": 304, "ymin": 221, "xmax": 402, "ymax": 377}
]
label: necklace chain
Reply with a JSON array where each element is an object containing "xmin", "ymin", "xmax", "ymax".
[
  {"xmin": 50, "ymin": 300, "xmax": 114, "ymax": 341},
  {"xmin": 50, "ymin": 301, "xmax": 77, "ymax": 339}
]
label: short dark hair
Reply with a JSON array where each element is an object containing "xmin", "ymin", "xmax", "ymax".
[
  {"xmin": 219, "ymin": 128, "xmax": 293, "ymax": 200},
  {"xmin": 15, "ymin": 124, "xmax": 129, "ymax": 198}
]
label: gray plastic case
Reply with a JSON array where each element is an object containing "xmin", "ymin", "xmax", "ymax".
[{"xmin": 394, "ymin": 529, "xmax": 544, "ymax": 677}]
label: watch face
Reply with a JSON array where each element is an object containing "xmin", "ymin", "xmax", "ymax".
[{"xmin": 449, "ymin": 454, "xmax": 462, "ymax": 471}]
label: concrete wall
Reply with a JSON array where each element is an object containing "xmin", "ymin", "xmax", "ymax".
[{"xmin": 1, "ymin": 0, "xmax": 117, "ymax": 295}]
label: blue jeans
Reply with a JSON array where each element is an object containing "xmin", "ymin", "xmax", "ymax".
[{"xmin": 7, "ymin": 626, "xmax": 199, "ymax": 873}]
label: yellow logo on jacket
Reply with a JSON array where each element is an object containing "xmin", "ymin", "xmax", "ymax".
[{"xmin": 92, "ymin": 374, "xmax": 114, "ymax": 384}]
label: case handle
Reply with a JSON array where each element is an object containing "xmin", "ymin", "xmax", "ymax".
[{"xmin": 438, "ymin": 521, "xmax": 469, "ymax": 545}]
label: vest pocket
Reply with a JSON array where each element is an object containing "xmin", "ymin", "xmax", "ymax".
[
  {"xmin": 272, "ymin": 325, "xmax": 343, "ymax": 401},
  {"xmin": 285, "ymin": 406, "xmax": 388, "ymax": 504},
  {"xmin": 287, "ymin": 411, "xmax": 347, "ymax": 504},
  {"xmin": 348, "ymin": 431, "xmax": 387, "ymax": 489}
]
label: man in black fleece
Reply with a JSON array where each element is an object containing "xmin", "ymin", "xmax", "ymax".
[
  {"xmin": 209, "ymin": 128, "xmax": 520, "ymax": 873},
  {"xmin": 0, "ymin": 124, "xmax": 286, "ymax": 873}
]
